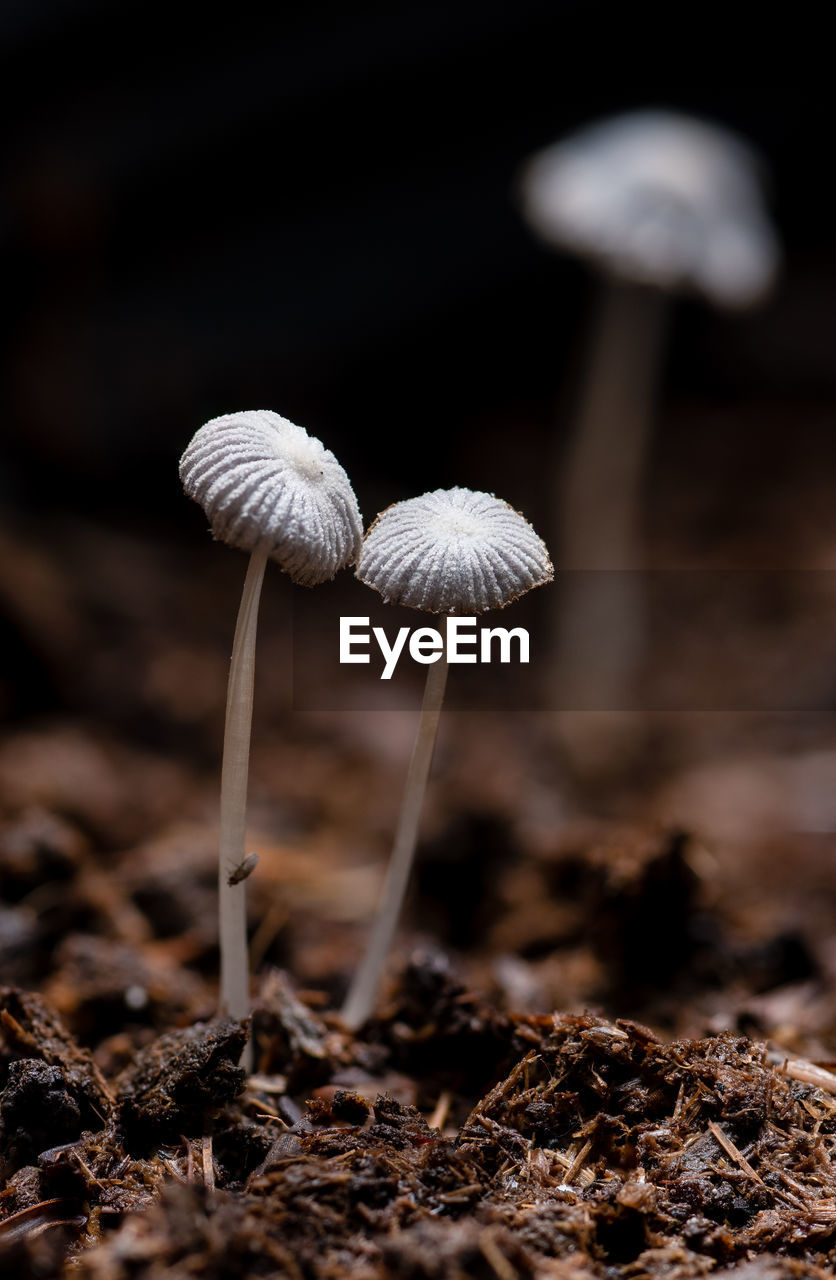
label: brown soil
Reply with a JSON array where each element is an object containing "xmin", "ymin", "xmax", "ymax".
[
  {"xmin": 4, "ymin": 472, "xmax": 836, "ymax": 1277},
  {"xmin": 5, "ymin": 964, "xmax": 836, "ymax": 1278}
]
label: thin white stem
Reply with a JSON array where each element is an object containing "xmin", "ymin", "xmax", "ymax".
[
  {"xmin": 561, "ymin": 278, "xmax": 668, "ymax": 571},
  {"xmin": 341, "ymin": 647, "xmax": 450, "ymax": 1030},
  {"xmin": 555, "ymin": 279, "xmax": 668, "ymax": 711},
  {"xmin": 218, "ymin": 544, "xmax": 268, "ymax": 1064}
]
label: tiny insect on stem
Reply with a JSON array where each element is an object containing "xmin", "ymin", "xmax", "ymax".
[{"xmin": 228, "ymin": 853, "xmax": 259, "ymax": 886}]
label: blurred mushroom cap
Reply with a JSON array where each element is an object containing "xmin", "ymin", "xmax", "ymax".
[
  {"xmin": 357, "ymin": 486, "xmax": 553, "ymax": 614},
  {"xmin": 519, "ymin": 110, "xmax": 780, "ymax": 308},
  {"xmin": 179, "ymin": 410, "xmax": 363, "ymax": 585}
]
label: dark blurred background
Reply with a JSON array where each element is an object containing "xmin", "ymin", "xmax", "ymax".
[
  {"xmin": 0, "ymin": 1, "xmax": 833, "ymax": 736},
  {"xmin": 0, "ymin": 2, "xmax": 831, "ymax": 520},
  {"xmin": 1, "ymin": 2, "xmax": 836, "ymax": 1032}
]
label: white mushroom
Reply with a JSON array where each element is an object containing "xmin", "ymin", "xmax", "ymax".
[
  {"xmin": 521, "ymin": 110, "xmax": 778, "ymax": 309},
  {"xmin": 357, "ymin": 487, "xmax": 553, "ymax": 614},
  {"xmin": 342, "ymin": 487, "xmax": 552, "ymax": 1029},
  {"xmin": 180, "ymin": 409, "xmax": 362, "ymax": 1056},
  {"xmin": 518, "ymin": 110, "xmax": 780, "ymax": 768},
  {"xmin": 180, "ymin": 409, "xmax": 362, "ymax": 586}
]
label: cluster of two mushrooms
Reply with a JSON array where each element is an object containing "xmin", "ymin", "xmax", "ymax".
[
  {"xmin": 180, "ymin": 410, "xmax": 552, "ymax": 1054},
  {"xmin": 178, "ymin": 111, "xmax": 780, "ymax": 1053}
]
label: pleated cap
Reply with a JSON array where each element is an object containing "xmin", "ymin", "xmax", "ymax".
[
  {"xmin": 179, "ymin": 410, "xmax": 363, "ymax": 586},
  {"xmin": 357, "ymin": 487, "xmax": 553, "ymax": 614}
]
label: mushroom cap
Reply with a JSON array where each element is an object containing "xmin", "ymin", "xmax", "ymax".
[
  {"xmin": 357, "ymin": 487, "xmax": 553, "ymax": 615},
  {"xmin": 179, "ymin": 410, "xmax": 363, "ymax": 586},
  {"xmin": 519, "ymin": 110, "xmax": 779, "ymax": 308}
]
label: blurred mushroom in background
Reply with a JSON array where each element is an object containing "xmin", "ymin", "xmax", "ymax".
[{"xmin": 519, "ymin": 109, "xmax": 780, "ymax": 779}]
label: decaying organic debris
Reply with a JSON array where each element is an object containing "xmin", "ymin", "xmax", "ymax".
[
  {"xmin": 4, "ymin": 967, "xmax": 836, "ymax": 1278},
  {"xmin": 116, "ymin": 1018, "xmax": 248, "ymax": 1144}
]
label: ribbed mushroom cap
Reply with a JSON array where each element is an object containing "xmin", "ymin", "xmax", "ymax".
[
  {"xmin": 179, "ymin": 410, "xmax": 363, "ymax": 586},
  {"xmin": 357, "ymin": 487, "xmax": 553, "ymax": 614},
  {"xmin": 520, "ymin": 110, "xmax": 779, "ymax": 308}
]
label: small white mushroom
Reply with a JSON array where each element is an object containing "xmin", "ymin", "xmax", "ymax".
[
  {"xmin": 180, "ymin": 409, "xmax": 362, "ymax": 586},
  {"xmin": 518, "ymin": 110, "xmax": 780, "ymax": 766},
  {"xmin": 520, "ymin": 110, "xmax": 778, "ymax": 310},
  {"xmin": 357, "ymin": 486, "xmax": 553, "ymax": 614},
  {"xmin": 342, "ymin": 487, "xmax": 552, "ymax": 1029},
  {"xmin": 180, "ymin": 409, "xmax": 362, "ymax": 1056}
]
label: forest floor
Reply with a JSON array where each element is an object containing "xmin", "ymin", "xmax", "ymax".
[{"xmin": 4, "ymin": 417, "xmax": 836, "ymax": 1278}]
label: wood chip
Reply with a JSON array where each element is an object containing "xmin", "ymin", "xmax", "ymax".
[
  {"xmin": 479, "ymin": 1227, "xmax": 518, "ymax": 1280},
  {"xmin": 202, "ymin": 1137, "xmax": 215, "ymax": 1193},
  {"xmin": 564, "ymin": 1140, "xmax": 593, "ymax": 1186},
  {"xmin": 428, "ymin": 1089, "xmax": 452, "ymax": 1131},
  {"xmin": 707, "ymin": 1121, "xmax": 765, "ymax": 1186},
  {"xmin": 782, "ymin": 1058, "xmax": 836, "ymax": 1094}
]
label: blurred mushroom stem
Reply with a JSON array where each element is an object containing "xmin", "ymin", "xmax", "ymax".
[
  {"xmin": 562, "ymin": 278, "xmax": 667, "ymax": 571},
  {"xmin": 554, "ymin": 279, "xmax": 668, "ymax": 768},
  {"xmin": 219, "ymin": 543, "xmax": 268, "ymax": 1066},
  {"xmin": 342, "ymin": 647, "xmax": 450, "ymax": 1030}
]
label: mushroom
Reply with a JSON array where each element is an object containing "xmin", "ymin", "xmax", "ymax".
[
  {"xmin": 341, "ymin": 486, "xmax": 552, "ymax": 1028},
  {"xmin": 518, "ymin": 110, "xmax": 779, "ymax": 747},
  {"xmin": 179, "ymin": 409, "xmax": 362, "ymax": 1046}
]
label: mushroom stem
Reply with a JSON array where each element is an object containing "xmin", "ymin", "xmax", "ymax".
[
  {"xmin": 218, "ymin": 543, "xmax": 268, "ymax": 1058},
  {"xmin": 341, "ymin": 645, "xmax": 450, "ymax": 1030},
  {"xmin": 563, "ymin": 278, "xmax": 667, "ymax": 568},
  {"xmin": 556, "ymin": 278, "xmax": 668, "ymax": 713}
]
